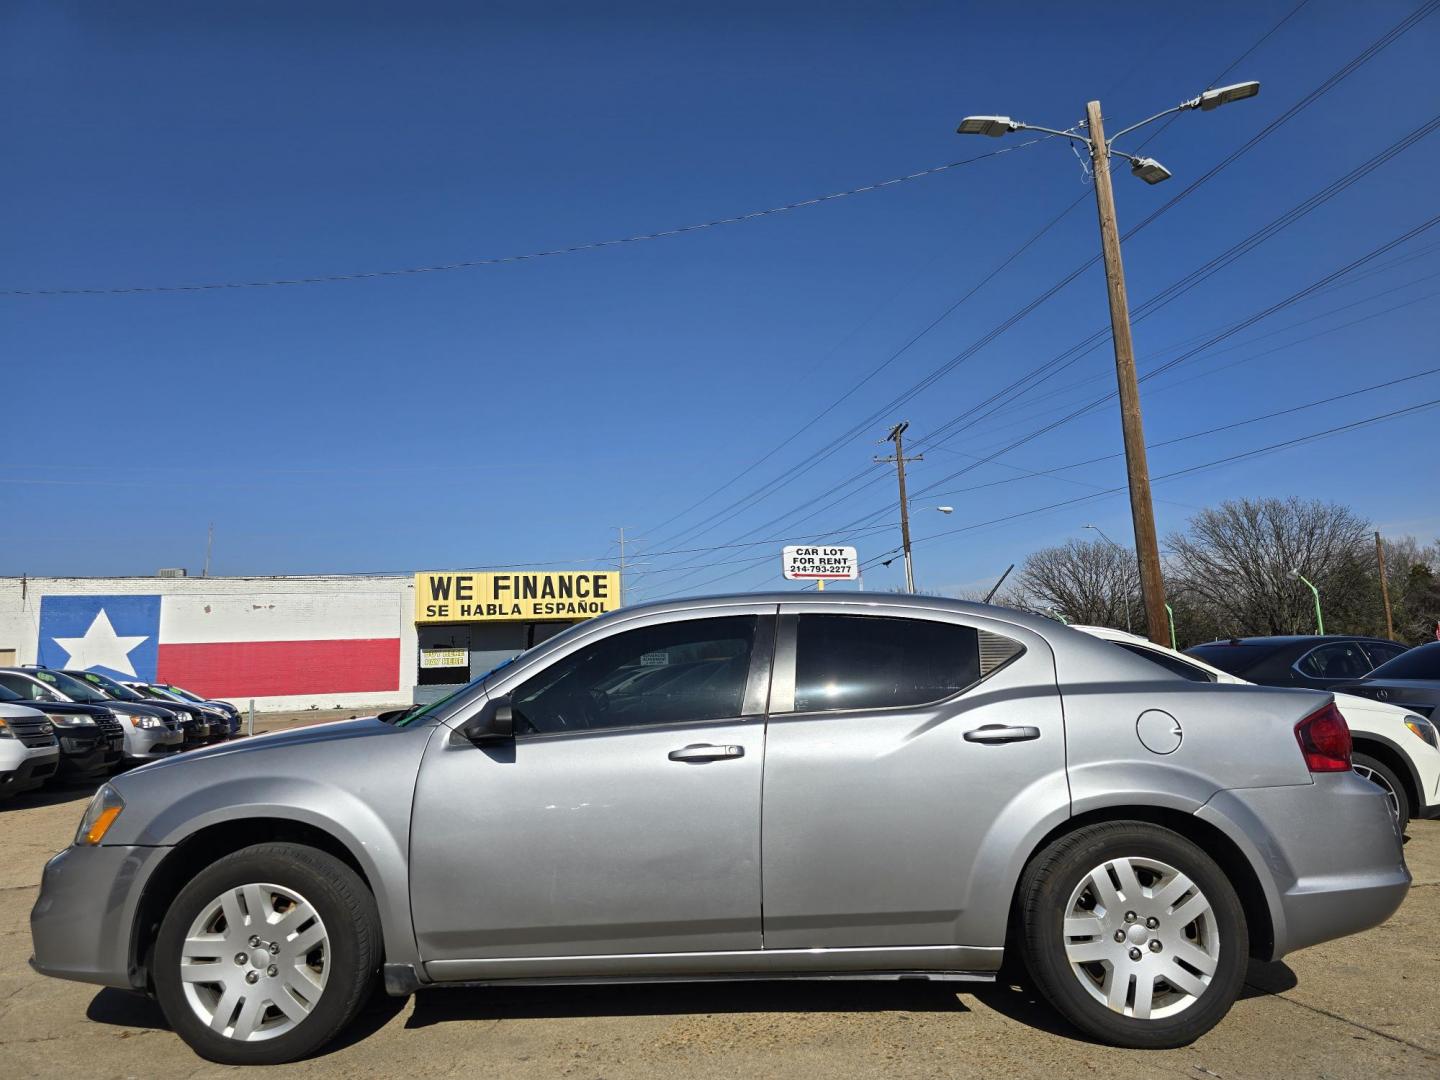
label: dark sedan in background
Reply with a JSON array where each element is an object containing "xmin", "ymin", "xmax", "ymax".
[
  {"xmin": 1186, "ymin": 635, "xmax": 1408, "ymax": 690},
  {"xmin": 1337, "ymin": 641, "xmax": 1440, "ymax": 718}
]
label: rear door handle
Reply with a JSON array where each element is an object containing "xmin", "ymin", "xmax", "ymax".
[
  {"xmin": 964, "ymin": 724, "xmax": 1040, "ymax": 744},
  {"xmin": 668, "ymin": 744, "xmax": 744, "ymax": 762}
]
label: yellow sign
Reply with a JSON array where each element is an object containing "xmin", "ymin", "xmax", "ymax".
[{"xmin": 415, "ymin": 571, "xmax": 620, "ymax": 624}]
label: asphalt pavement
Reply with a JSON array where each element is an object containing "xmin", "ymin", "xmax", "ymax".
[{"xmin": 1, "ymin": 748, "xmax": 1435, "ymax": 1079}]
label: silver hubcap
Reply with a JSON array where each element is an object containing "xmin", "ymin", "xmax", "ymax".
[
  {"xmin": 1353, "ymin": 764, "xmax": 1400, "ymax": 819},
  {"xmin": 178, "ymin": 883, "xmax": 329, "ymax": 1042},
  {"xmin": 1062, "ymin": 856, "xmax": 1219, "ymax": 1020}
]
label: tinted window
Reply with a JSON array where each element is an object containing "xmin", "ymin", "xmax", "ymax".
[
  {"xmin": 1113, "ymin": 641, "xmax": 1215, "ymax": 683},
  {"xmin": 791, "ymin": 615, "xmax": 985, "ymax": 713},
  {"xmin": 33, "ymin": 669, "xmax": 109, "ymax": 703},
  {"xmin": 512, "ymin": 616, "xmax": 757, "ymax": 734},
  {"xmin": 1361, "ymin": 641, "xmax": 1409, "ymax": 669},
  {"xmin": 1368, "ymin": 642, "xmax": 1440, "ymax": 681},
  {"xmin": 1296, "ymin": 642, "xmax": 1372, "ymax": 680},
  {"xmin": 0, "ymin": 673, "xmax": 60, "ymax": 702},
  {"xmin": 1184, "ymin": 643, "xmax": 1271, "ymax": 677}
]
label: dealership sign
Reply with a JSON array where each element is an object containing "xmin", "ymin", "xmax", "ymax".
[
  {"xmin": 782, "ymin": 546, "xmax": 859, "ymax": 583},
  {"xmin": 415, "ymin": 571, "xmax": 621, "ymax": 624},
  {"xmin": 419, "ymin": 648, "xmax": 469, "ymax": 669}
]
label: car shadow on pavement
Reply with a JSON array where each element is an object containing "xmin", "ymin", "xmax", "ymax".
[
  {"xmin": 970, "ymin": 959, "xmax": 1299, "ymax": 1044},
  {"xmin": 407, "ymin": 979, "xmax": 971, "ymax": 1028},
  {"xmin": 85, "ymin": 986, "xmax": 410, "ymax": 1057}
]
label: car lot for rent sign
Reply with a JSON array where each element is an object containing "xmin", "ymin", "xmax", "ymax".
[{"xmin": 782, "ymin": 546, "xmax": 859, "ymax": 582}]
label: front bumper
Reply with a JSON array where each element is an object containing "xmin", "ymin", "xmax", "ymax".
[
  {"xmin": 122, "ymin": 725, "xmax": 185, "ymax": 761},
  {"xmin": 56, "ymin": 731, "xmax": 123, "ymax": 778},
  {"xmin": 1199, "ymin": 771, "xmax": 1410, "ymax": 960},
  {"xmin": 30, "ymin": 843, "xmax": 166, "ymax": 989},
  {"xmin": 1, "ymin": 746, "xmax": 61, "ymax": 796}
]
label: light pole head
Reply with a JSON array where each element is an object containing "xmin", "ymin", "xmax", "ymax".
[
  {"xmin": 1196, "ymin": 81, "xmax": 1260, "ymax": 112},
  {"xmin": 936, "ymin": 506, "xmax": 954, "ymax": 515},
  {"xmin": 956, "ymin": 115, "xmax": 1016, "ymax": 137},
  {"xmin": 1130, "ymin": 157, "xmax": 1172, "ymax": 185}
]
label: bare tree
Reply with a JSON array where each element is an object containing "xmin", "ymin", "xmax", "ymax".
[
  {"xmin": 1167, "ymin": 498, "xmax": 1371, "ymax": 636},
  {"xmin": 1013, "ymin": 538, "xmax": 1141, "ymax": 630}
]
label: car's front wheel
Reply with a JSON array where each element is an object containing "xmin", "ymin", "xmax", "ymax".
[
  {"xmin": 1017, "ymin": 821, "xmax": 1248, "ymax": 1049},
  {"xmin": 152, "ymin": 842, "xmax": 380, "ymax": 1065}
]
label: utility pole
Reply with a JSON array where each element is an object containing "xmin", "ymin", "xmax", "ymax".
[
  {"xmin": 875, "ymin": 422, "xmax": 922, "ymax": 593},
  {"xmin": 203, "ymin": 522, "xmax": 214, "ymax": 578},
  {"xmin": 1376, "ymin": 531, "xmax": 1396, "ymax": 640},
  {"xmin": 615, "ymin": 526, "xmax": 642, "ymax": 607},
  {"xmin": 1086, "ymin": 101, "xmax": 1168, "ymax": 646}
]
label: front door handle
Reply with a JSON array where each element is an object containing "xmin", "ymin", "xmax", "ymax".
[
  {"xmin": 964, "ymin": 724, "xmax": 1040, "ymax": 744},
  {"xmin": 668, "ymin": 743, "xmax": 744, "ymax": 762}
]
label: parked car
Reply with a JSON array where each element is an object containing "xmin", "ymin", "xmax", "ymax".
[
  {"xmin": 1335, "ymin": 640, "xmax": 1440, "ymax": 719},
  {"xmin": 66, "ymin": 670, "xmax": 210, "ymax": 749},
  {"xmin": 0, "ymin": 702, "xmax": 60, "ymax": 801},
  {"xmin": 1076, "ymin": 625, "xmax": 1440, "ymax": 828},
  {"xmin": 16, "ymin": 668, "xmax": 185, "ymax": 765},
  {"xmin": 153, "ymin": 683, "xmax": 241, "ymax": 727},
  {"xmin": 1185, "ymin": 635, "xmax": 1408, "ymax": 691},
  {"xmin": 125, "ymin": 682, "xmax": 236, "ymax": 739},
  {"xmin": 138, "ymin": 682, "xmax": 241, "ymax": 737},
  {"xmin": 0, "ymin": 670, "xmax": 123, "ymax": 780},
  {"xmin": 30, "ymin": 595, "xmax": 1406, "ymax": 1063}
]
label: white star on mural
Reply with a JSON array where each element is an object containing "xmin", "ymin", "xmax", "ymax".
[{"xmin": 52, "ymin": 608, "xmax": 149, "ymax": 677}]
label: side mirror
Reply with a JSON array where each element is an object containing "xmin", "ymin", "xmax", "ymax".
[{"xmin": 458, "ymin": 695, "xmax": 514, "ymax": 746}]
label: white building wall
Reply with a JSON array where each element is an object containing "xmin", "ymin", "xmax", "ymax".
[{"xmin": 0, "ymin": 575, "xmax": 417, "ymax": 713}]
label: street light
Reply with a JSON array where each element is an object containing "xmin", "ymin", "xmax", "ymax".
[
  {"xmin": 1083, "ymin": 524, "xmax": 1133, "ymax": 634},
  {"xmin": 1291, "ymin": 569, "xmax": 1325, "ymax": 635},
  {"xmin": 936, "ymin": 506, "xmax": 954, "ymax": 514},
  {"xmin": 957, "ymin": 80, "xmax": 1261, "ymax": 647}
]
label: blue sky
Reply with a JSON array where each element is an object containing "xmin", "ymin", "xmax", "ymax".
[{"xmin": 2, "ymin": 0, "xmax": 1437, "ymax": 597}]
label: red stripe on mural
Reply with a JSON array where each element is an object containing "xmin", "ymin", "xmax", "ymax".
[{"xmin": 156, "ymin": 638, "xmax": 400, "ymax": 698}]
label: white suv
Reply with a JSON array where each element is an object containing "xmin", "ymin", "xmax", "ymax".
[
  {"xmin": 1075, "ymin": 624, "xmax": 1440, "ymax": 830},
  {"xmin": 0, "ymin": 701, "xmax": 60, "ymax": 799}
]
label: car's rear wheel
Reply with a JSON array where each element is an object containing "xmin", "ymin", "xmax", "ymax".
[
  {"xmin": 1351, "ymin": 753, "xmax": 1410, "ymax": 832},
  {"xmin": 152, "ymin": 843, "xmax": 380, "ymax": 1065},
  {"xmin": 1017, "ymin": 821, "xmax": 1248, "ymax": 1049}
]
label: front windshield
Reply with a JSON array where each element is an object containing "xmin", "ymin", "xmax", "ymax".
[
  {"xmin": 73, "ymin": 670, "xmax": 146, "ymax": 700},
  {"xmin": 161, "ymin": 684, "xmax": 206, "ymax": 702},
  {"xmin": 33, "ymin": 669, "xmax": 111, "ymax": 703}
]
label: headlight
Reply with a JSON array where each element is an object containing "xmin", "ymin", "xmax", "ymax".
[
  {"xmin": 125, "ymin": 713, "xmax": 164, "ymax": 730},
  {"xmin": 75, "ymin": 784, "xmax": 125, "ymax": 846},
  {"xmin": 0, "ymin": 717, "xmax": 12, "ymax": 740},
  {"xmin": 45, "ymin": 712, "xmax": 94, "ymax": 728},
  {"xmin": 1404, "ymin": 715, "xmax": 1438, "ymax": 748}
]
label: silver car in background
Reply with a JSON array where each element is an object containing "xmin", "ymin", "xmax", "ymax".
[{"xmin": 30, "ymin": 594, "xmax": 1408, "ymax": 1064}]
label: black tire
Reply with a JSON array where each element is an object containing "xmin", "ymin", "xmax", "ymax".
[
  {"xmin": 152, "ymin": 843, "xmax": 381, "ymax": 1065},
  {"xmin": 1351, "ymin": 753, "xmax": 1410, "ymax": 832},
  {"xmin": 1017, "ymin": 821, "xmax": 1248, "ymax": 1049}
]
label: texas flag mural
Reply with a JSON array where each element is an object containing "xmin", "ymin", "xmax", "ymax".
[{"xmin": 37, "ymin": 594, "xmax": 400, "ymax": 699}]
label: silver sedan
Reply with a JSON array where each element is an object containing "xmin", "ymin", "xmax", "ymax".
[{"xmin": 30, "ymin": 594, "xmax": 1408, "ymax": 1064}]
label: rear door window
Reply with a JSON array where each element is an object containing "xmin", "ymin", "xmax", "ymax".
[
  {"xmin": 1360, "ymin": 640, "xmax": 1409, "ymax": 669},
  {"xmin": 1295, "ymin": 642, "xmax": 1372, "ymax": 680},
  {"xmin": 787, "ymin": 614, "xmax": 1016, "ymax": 713}
]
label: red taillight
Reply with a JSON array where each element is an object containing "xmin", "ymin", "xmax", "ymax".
[{"xmin": 1294, "ymin": 702, "xmax": 1352, "ymax": 772}]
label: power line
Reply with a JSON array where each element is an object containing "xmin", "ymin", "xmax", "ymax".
[
  {"xmin": 0, "ymin": 146, "xmax": 1050, "ymax": 298},
  {"xmin": 636, "ymin": 1, "xmax": 1425, "ymax": 569}
]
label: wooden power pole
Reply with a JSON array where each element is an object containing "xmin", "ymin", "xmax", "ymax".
[
  {"xmin": 1376, "ymin": 531, "xmax": 1396, "ymax": 640},
  {"xmin": 1086, "ymin": 100, "xmax": 1168, "ymax": 645},
  {"xmin": 876, "ymin": 421, "xmax": 922, "ymax": 593}
]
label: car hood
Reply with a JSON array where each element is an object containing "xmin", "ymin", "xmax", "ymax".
[{"xmin": 131, "ymin": 715, "xmax": 386, "ymax": 773}]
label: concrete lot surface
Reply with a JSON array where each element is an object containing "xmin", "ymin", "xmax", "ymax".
[{"xmin": 1, "ymin": 741, "xmax": 1434, "ymax": 1078}]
